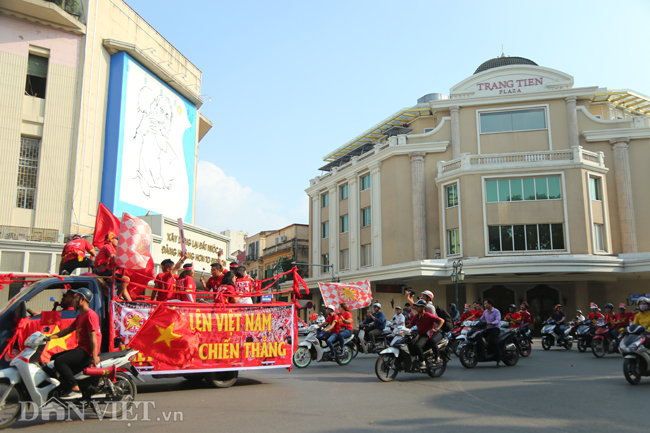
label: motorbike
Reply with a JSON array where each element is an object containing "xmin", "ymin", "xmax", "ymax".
[
  {"xmin": 541, "ymin": 320, "xmax": 573, "ymax": 350},
  {"xmin": 0, "ymin": 331, "xmax": 142, "ymax": 429},
  {"xmin": 575, "ymin": 320, "xmax": 596, "ymax": 352},
  {"xmin": 458, "ymin": 320, "xmax": 519, "ymax": 368},
  {"xmin": 449, "ymin": 320, "xmax": 472, "ymax": 357},
  {"xmin": 375, "ymin": 326, "xmax": 450, "ymax": 382},
  {"xmin": 619, "ymin": 325, "xmax": 650, "ymax": 385},
  {"xmin": 292, "ymin": 325, "xmax": 354, "ymax": 368},
  {"xmin": 591, "ymin": 322, "xmax": 621, "ymax": 358},
  {"xmin": 355, "ymin": 323, "xmax": 393, "ymax": 355},
  {"xmin": 500, "ymin": 321, "xmax": 533, "ymax": 357}
]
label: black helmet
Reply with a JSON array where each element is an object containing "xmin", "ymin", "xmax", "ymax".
[
  {"xmin": 71, "ymin": 288, "xmax": 93, "ymax": 303},
  {"xmin": 604, "ymin": 303, "xmax": 613, "ymax": 309},
  {"xmin": 414, "ymin": 299, "xmax": 427, "ymax": 308}
]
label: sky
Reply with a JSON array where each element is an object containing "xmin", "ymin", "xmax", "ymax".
[{"xmin": 127, "ymin": 0, "xmax": 650, "ymax": 235}]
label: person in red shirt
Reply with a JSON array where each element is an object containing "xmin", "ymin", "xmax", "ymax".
[
  {"xmin": 94, "ymin": 233, "xmax": 132, "ymax": 301},
  {"xmin": 603, "ymin": 303, "xmax": 619, "ymax": 324},
  {"xmin": 322, "ymin": 305, "xmax": 341, "ymax": 357},
  {"xmin": 151, "ymin": 256, "xmax": 185, "ymax": 301},
  {"xmin": 216, "ymin": 272, "xmax": 237, "ymax": 304},
  {"xmin": 200, "ymin": 262, "xmax": 225, "ymax": 301},
  {"xmin": 233, "ymin": 266, "xmax": 254, "ymax": 304},
  {"xmin": 175, "ymin": 263, "xmax": 197, "ymax": 302},
  {"xmin": 59, "ymin": 235, "xmax": 96, "ymax": 275},
  {"xmin": 519, "ymin": 302, "xmax": 532, "ymax": 332},
  {"xmin": 471, "ymin": 302, "xmax": 484, "ymax": 320},
  {"xmin": 459, "ymin": 304, "xmax": 473, "ymax": 322},
  {"xmin": 336, "ymin": 303, "xmax": 354, "ymax": 354},
  {"xmin": 616, "ymin": 303, "xmax": 635, "ymax": 329},
  {"xmin": 407, "ymin": 299, "xmax": 444, "ymax": 369},
  {"xmin": 587, "ymin": 303, "xmax": 604, "ymax": 322},
  {"xmin": 50, "ymin": 288, "xmax": 101, "ymax": 400},
  {"xmin": 504, "ymin": 304, "xmax": 521, "ymax": 328}
]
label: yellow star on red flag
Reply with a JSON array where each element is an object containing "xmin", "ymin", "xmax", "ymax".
[{"xmin": 153, "ymin": 323, "xmax": 182, "ymax": 348}]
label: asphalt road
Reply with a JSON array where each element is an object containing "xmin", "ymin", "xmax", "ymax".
[{"xmin": 9, "ymin": 345, "xmax": 647, "ymax": 433}]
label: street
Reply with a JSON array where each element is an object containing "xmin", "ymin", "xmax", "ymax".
[{"xmin": 10, "ymin": 346, "xmax": 647, "ymax": 433}]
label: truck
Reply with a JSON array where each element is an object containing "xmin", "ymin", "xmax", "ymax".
[{"xmin": 0, "ymin": 275, "xmax": 295, "ymax": 388}]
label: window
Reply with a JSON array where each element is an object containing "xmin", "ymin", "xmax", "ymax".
[
  {"xmin": 488, "ymin": 223, "xmax": 565, "ymax": 252},
  {"xmin": 448, "ymin": 229, "xmax": 460, "ymax": 255},
  {"xmin": 361, "ymin": 174, "xmax": 371, "ymax": 191},
  {"xmin": 321, "ymin": 254, "xmax": 329, "ymax": 273},
  {"xmin": 589, "ymin": 177, "xmax": 601, "ymax": 201},
  {"xmin": 340, "ymin": 214, "xmax": 349, "ymax": 233},
  {"xmin": 25, "ymin": 54, "xmax": 48, "ymax": 99},
  {"xmin": 480, "ymin": 108, "xmax": 546, "ymax": 134},
  {"xmin": 486, "ymin": 176, "xmax": 561, "ymax": 203},
  {"xmin": 423, "ymin": 127, "xmax": 434, "ymax": 133},
  {"xmin": 321, "ymin": 221, "xmax": 329, "ymax": 239},
  {"xmin": 361, "ymin": 244, "xmax": 372, "ymax": 267},
  {"xmin": 16, "ymin": 136, "xmax": 41, "ymax": 209},
  {"xmin": 275, "ymin": 237, "xmax": 279, "ymax": 245},
  {"xmin": 340, "ymin": 184, "xmax": 349, "ymax": 200},
  {"xmin": 322, "ymin": 192, "xmax": 329, "ymax": 207},
  {"xmin": 340, "ymin": 249, "xmax": 349, "ymax": 270},
  {"xmin": 594, "ymin": 224, "xmax": 605, "ymax": 251},
  {"xmin": 361, "ymin": 207, "xmax": 371, "ymax": 227},
  {"xmin": 446, "ymin": 184, "xmax": 458, "ymax": 208}
]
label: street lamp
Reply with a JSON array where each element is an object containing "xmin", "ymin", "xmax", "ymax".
[{"xmin": 451, "ymin": 260, "xmax": 465, "ymax": 307}]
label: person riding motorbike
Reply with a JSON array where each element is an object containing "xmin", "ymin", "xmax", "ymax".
[
  {"xmin": 424, "ymin": 304, "xmax": 444, "ymax": 365},
  {"xmin": 391, "ymin": 306, "xmax": 405, "ymax": 327},
  {"xmin": 49, "ymin": 288, "xmax": 101, "ymax": 400},
  {"xmin": 449, "ymin": 303, "xmax": 460, "ymax": 322},
  {"xmin": 575, "ymin": 310, "xmax": 585, "ymax": 323},
  {"xmin": 603, "ymin": 303, "xmax": 621, "ymax": 340},
  {"xmin": 504, "ymin": 304, "xmax": 521, "ymax": 328},
  {"xmin": 405, "ymin": 289, "xmax": 435, "ymax": 306},
  {"xmin": 519, "ymin": 302, "xmax": 532, "ymax": 332},
  {"xmin": 587, "ymin": 303, "xmax": 604, "ymax": 322},
  {"xmin": 483, "ymin": 298, "xmax": 502, "ymax": 367},
  {"xmin": 632, "ymin": 297, "xmax": 650, "ymax": 328},
  {"xmin": 459, "ymin": 304, "xmax": 473, "ymax": 322},
  {"xmin": 361, "ymin": 303, "xmax": 386, "ymax": 346},
  {"xmin": 615, "ymin": 303, "xmax": 635, "ymax": 330},
  {"xmin": 322, "ymin": 305, "xmax": 341, "ymax": 357},
  {"xmin": 547, "ymin": 304, "xmax": 567, "ymax": 344},
  {"xmin": 471, "ymin": 302, "xmax": 484, "ymax": 320},
  {"xmin": 336, "ymin": 303, "xmax": 354, "ymax": 354},
  {"xmin": 406, "ymin": 300, "xmax": 444, "ymax": 369}
]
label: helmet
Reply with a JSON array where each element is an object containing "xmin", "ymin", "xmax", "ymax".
[
  {"xmin": 638, "ymin": 296, "xmax": 650, "ymax": 305},
  {"xmin": 604, "ymin": 303, "xmax": 613, "ymax": 309},
  {"xmin": 576, "ymin": 310, "xmax": 583, "ymax": 314},
  {"xmin": 554, "ymin": 304, "xmax": 562, "ymax": 309},
  {"xmin": 395, "ymin": 306, "xmax": 402, "ymax": 310},
  {"xmin": 414, "ymin": 299, "xmax": 427, "ymax": 308},
  {"xmin": 619, "ymin": 303, "xmax": 626, "ymax": 309},
  {"xmin": 373, "ymin": 303, "xmax": 381, "ymax": 309},
  {"xmin": 326, "ymin": 305, "xmax": 336, "ymax": 311},
  {"xmin": 71, "ymin": 288, "xmax": 93, "ymax": 303},
  {"xmin": 421, "ymin": 290, "xmax": 434, "ymax": 300},
  {"xmin": 590, "ymin": 303, "xmax": 598, "ymax": 309},
  {"xmin": 509, "ymin": 304, "xmax": 516, "ymax": 309}
]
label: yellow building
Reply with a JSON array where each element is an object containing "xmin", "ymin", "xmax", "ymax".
[{"xmin": 305, "ymin": 55, "xmax": 650, "ymax": 326}]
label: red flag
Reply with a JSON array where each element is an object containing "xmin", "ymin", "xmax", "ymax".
[
  {"xmin": 127, "ymin": 305, "xmax": 199, "ymax": 367},
  {"xmin": 93, "ymin": 203, "xmax": 121, "ymax": 250},
  {"xmin": 116, "ymin": 213, "xmax": 152, "ymax": 271},
  {"xmin": 41, "ymin": 311, "xmax": 61, "ymax": 327}
]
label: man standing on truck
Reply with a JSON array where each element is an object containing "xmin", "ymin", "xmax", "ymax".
[
  {"xmin": 49, "ymin": 288, "xmax": 101, "ymax": 400},
  {"xmin": 59, "ymin": 235, "xmax": 96, "ymax": 275},
  {"xmin": 94, "ymin": 233, "xmax": 132, "ymax": 301},
  {"xmin": 151, "ymin": 255, "xmax": 187, "ymax": 302}
]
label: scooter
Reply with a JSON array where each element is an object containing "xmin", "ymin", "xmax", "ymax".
[
  {"xmin": 375, "ymin": 326, "xmax": 450, "ymax": 382},
  {"xmin": 356, "ymin": 323, "xmax": 393, "ymax": 355},
  {"xmin": 541, "ymin": 320, "xmax": 573, "ymax": 350},
  {"xmin": 458, "ymin": 320, "xmax": 519, "ymax": 368},
  {"xmin": 591, "ymin": 322, "xmax": 621, "ymax": 358},
  {"xmin": 576, "ymin": 319, "xmax": 596, "ymax": 352},
  {"xmin": 0, "ymin": 331, "xmax": 142, "ymax": 429},
  {"xmin": 449, "ymin": 320, "xmax": 472, "ymax": 357},
  {"xmin": 619, "ymin": 324, "xmax": 650, "ymax": 385},
  {"xmin": 500, "ymin": 321, "xmax": 533, "ymax": 357},
  {"xmin": 292, "ymin": 325, "xmax": 354, "ymax": 368}
]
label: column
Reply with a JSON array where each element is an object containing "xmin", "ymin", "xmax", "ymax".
[
  {"xmin": 565, "ymin": 96, "xmax": 580, "ymax": 149},
  {"xmin": 450, "ymin": 105, "xmax": 461, "ymax": 159},
  {"xmin": 370, "ymin": 162, "xmax": 383, "ymax": 268},
  {"xmin": 410, "ymin": 152, "xmax": 427, "ymax": 261},
  {"xmin": 311, "ymin": 195, "xmax": 320, "ymax": 275},
  {"xmin": 610, "ymin": 137, "xmax": 638, "ymax": 253},
  {"xmin": 573, "ymin": 281, "xmax": 589, "ymax": 313},
  {"xmin": 347, "ymin": 174, "xmax": 360, "ymax": 271},
  {"xmin": 465, "ymin": 283, "xmax": 478, "ymax": 305},
  {"xmin": 328, "ymin": 185, "xmax": 338, "ymax": 273}
]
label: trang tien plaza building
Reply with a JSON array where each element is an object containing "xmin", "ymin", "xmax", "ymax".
[{"xmin": 304, "ymin": 55, "xmax": 650, "ymax": 328}]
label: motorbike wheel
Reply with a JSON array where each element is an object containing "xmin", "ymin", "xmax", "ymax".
[
  {"xmin": 428, "ymin": 354, "xmax": 448, "ymax": 378},
  {"xmin": 205, "ymin": 371, "xmax": 238, "ymax": 388},
  {"xmin": 519, "ymin": 338, "xmax": 532, "ymax": 357},
  {"xmin": 292, "ymin": 347, "xmax": 312, "ymax": 368},
  {"xmin": 0, "ymin": 383, "xmax": 22, "ymax": 429},
  {"xmin": 577, "ymin": 340, "xmax": 587, "ymax": 353},
  {"xmin": 459, "ymin": 346, "xmax": 478, "ymax": 369},
  {"xmin": 91, "ymin": 372, "xmax": 137, "ymax": 419},
  {"xmin": 351, "ymin": 342, "xmax": 359, "ymax": 359},
  {"xmin": 564, "ymin": 340, "xmax": 573, "ymax": 350},
  {"xmin": 591, "ymin": 340, "xmax": 606, "ymax": 358},
  {"xmin": 541, "ymin": 337, "xmax": 551, "ymax": 351},
  {"xmin": 623, "ymin": 358, "xmax": 642, "ymax": 385},
  {"xmin": 503, "ymin": 345, "xmax": 519, "ymax": 367},
  {"xmin": 335, "ymin": 345, "xmax": 353, "ymax": 366},
  {"xmin": 375, "ymin": 354, "xmax": 398, "ymax": 382}
]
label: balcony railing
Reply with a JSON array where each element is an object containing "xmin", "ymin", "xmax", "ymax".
[
  {"xmin": 45, "ymin": 0, "xmax": 84, "ymax": 21},
  {"xmin": 1, "ymin": 225, "xmax": 59, "ymax": 243},
  {"xmin": 437, "ymin": 146, "xmax": 605, "ymax": 177}
]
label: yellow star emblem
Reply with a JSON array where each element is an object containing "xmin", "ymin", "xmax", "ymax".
[
  {"xmin": 126, "ymin": 315, "xmax": 143, "ymax": 330},
  {"xmin": 44, "ymin": 325, "xmax": 72, "ymax": 351},
  {"xmin": 153, "ymin": 323, "xmax": 181, "ymax": 348},
  {"xmin": 341, "ymin": 287, "xmax": 359, "ymax": 302}
]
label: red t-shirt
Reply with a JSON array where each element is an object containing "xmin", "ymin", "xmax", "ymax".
[
  {"xmin": 94, "ymin": 244, "xmax": 116, "ymax": 271},
  {"xmin": 519, "ymin": 310, "xmax": 532, "ymax": 326},
  {"xmin": 604, "ymin": 313, "xmax": 619, "ymax": 324},
  {"xmin": 216, "ymin": 284, "xmax": 235, "ymax": 303},
  {"xmin": 409, "ymin": 312, "xmax": 441, "ymax": 335},
  {"xmin": 61, "ymin": 238, "xmax": 94, "ymax": 264},
  {"xmin": 155, "ymin": 273, "xmax": 176, "ymax": 302},
  {"xmin": 175, "ymin": 275, "xmax": 196, "ymax": 302},
  {"xmin": 235, "ymin": 277, "xmax": 254, "ymax": 302},
  {"xmin": 504, "ymin": 312, "xmax": 521, "ymax": 328},
  {"xmin": 206, "ymin": 275, "xmax": 223, "ymax": 291},
  {"xmin": 460, "ymin": 312, "xmax": 473, "ymax": 322},
  {"xmin": 74, "ymin": 309, "xmax": 101, "ymax": 356},
  {"xmin": 619, "ymin": 312, "xmax": 635, "ymax": 327},
  {"xmin": 339, "ymin": 311, "xmax": 353, "ymax": 331},
  {"xmin": 326, "ymin": 314, "xmax": 341, "ymax": 333},
  {"xmin": 588, "ymin": 312, "xmax": 604, "ymax": 322}
]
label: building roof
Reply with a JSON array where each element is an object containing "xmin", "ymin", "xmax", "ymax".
[{"xmin": 474, "ymin": 55, "xmax": 538, "ymax": 75}]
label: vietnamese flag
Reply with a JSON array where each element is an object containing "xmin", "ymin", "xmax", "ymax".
[
  {"xmin": 127, "ymin": 305, "xmax": 199, "ymax": 367},
  {"xmin": 93, "ymin": 203, "xmax": 121, "ymax": 250},
  {"xmin": 41, "ymin": 311, "xmax": 61, "ymax": 327}
]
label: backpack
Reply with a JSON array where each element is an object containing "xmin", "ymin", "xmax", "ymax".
[{"xmin": 435, "ymin": 305, "xmax": 454, "ymax": 333}]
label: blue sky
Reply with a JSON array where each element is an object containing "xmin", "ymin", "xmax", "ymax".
[{"xmin": 127, "ymin": 0, "xmax": 650, "ymax": 235}]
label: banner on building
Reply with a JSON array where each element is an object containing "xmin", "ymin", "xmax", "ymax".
[{"xmin": 318, "ymin": 280, "xmax": 372, "ymax": 310}]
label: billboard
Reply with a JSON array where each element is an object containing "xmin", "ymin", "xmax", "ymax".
[{"xmin": 102, "ymin": 52, "xmax": 196, "ymax": 221}]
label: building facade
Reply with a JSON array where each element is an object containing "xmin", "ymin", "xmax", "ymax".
[{"xmin": 305, "ymin": 55, "xmax": 650, "ymax": 327}]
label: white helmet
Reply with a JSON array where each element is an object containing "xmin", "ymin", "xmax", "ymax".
[
  {"xmin": 373, "ymin": 302, "xmax": 381, "ymax": 309},
  {"xmin": 422, "ymin": 290, "xmax": 434, "ymax": 301},
  {"xmin": 326, "ymin": 305, "xmax": 336, "ymax": 311}
]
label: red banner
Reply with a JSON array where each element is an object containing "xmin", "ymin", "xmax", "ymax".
[
  {"xmin": 112, "ymin": 301, "xmax": 294, "ymax": 372},
  {"xmin": 19, "ymin": 315, "xmax": 77, "ymax": 362}
]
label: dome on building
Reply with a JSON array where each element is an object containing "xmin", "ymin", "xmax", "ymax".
[{"xmin": 474, "ymin": 55, "xmax": 538, "ymax": 75}]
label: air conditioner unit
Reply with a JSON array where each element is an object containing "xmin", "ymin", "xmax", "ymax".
[{"xmin": 280, "ymin": 235, "xmax": 287, "ymax": 242}]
